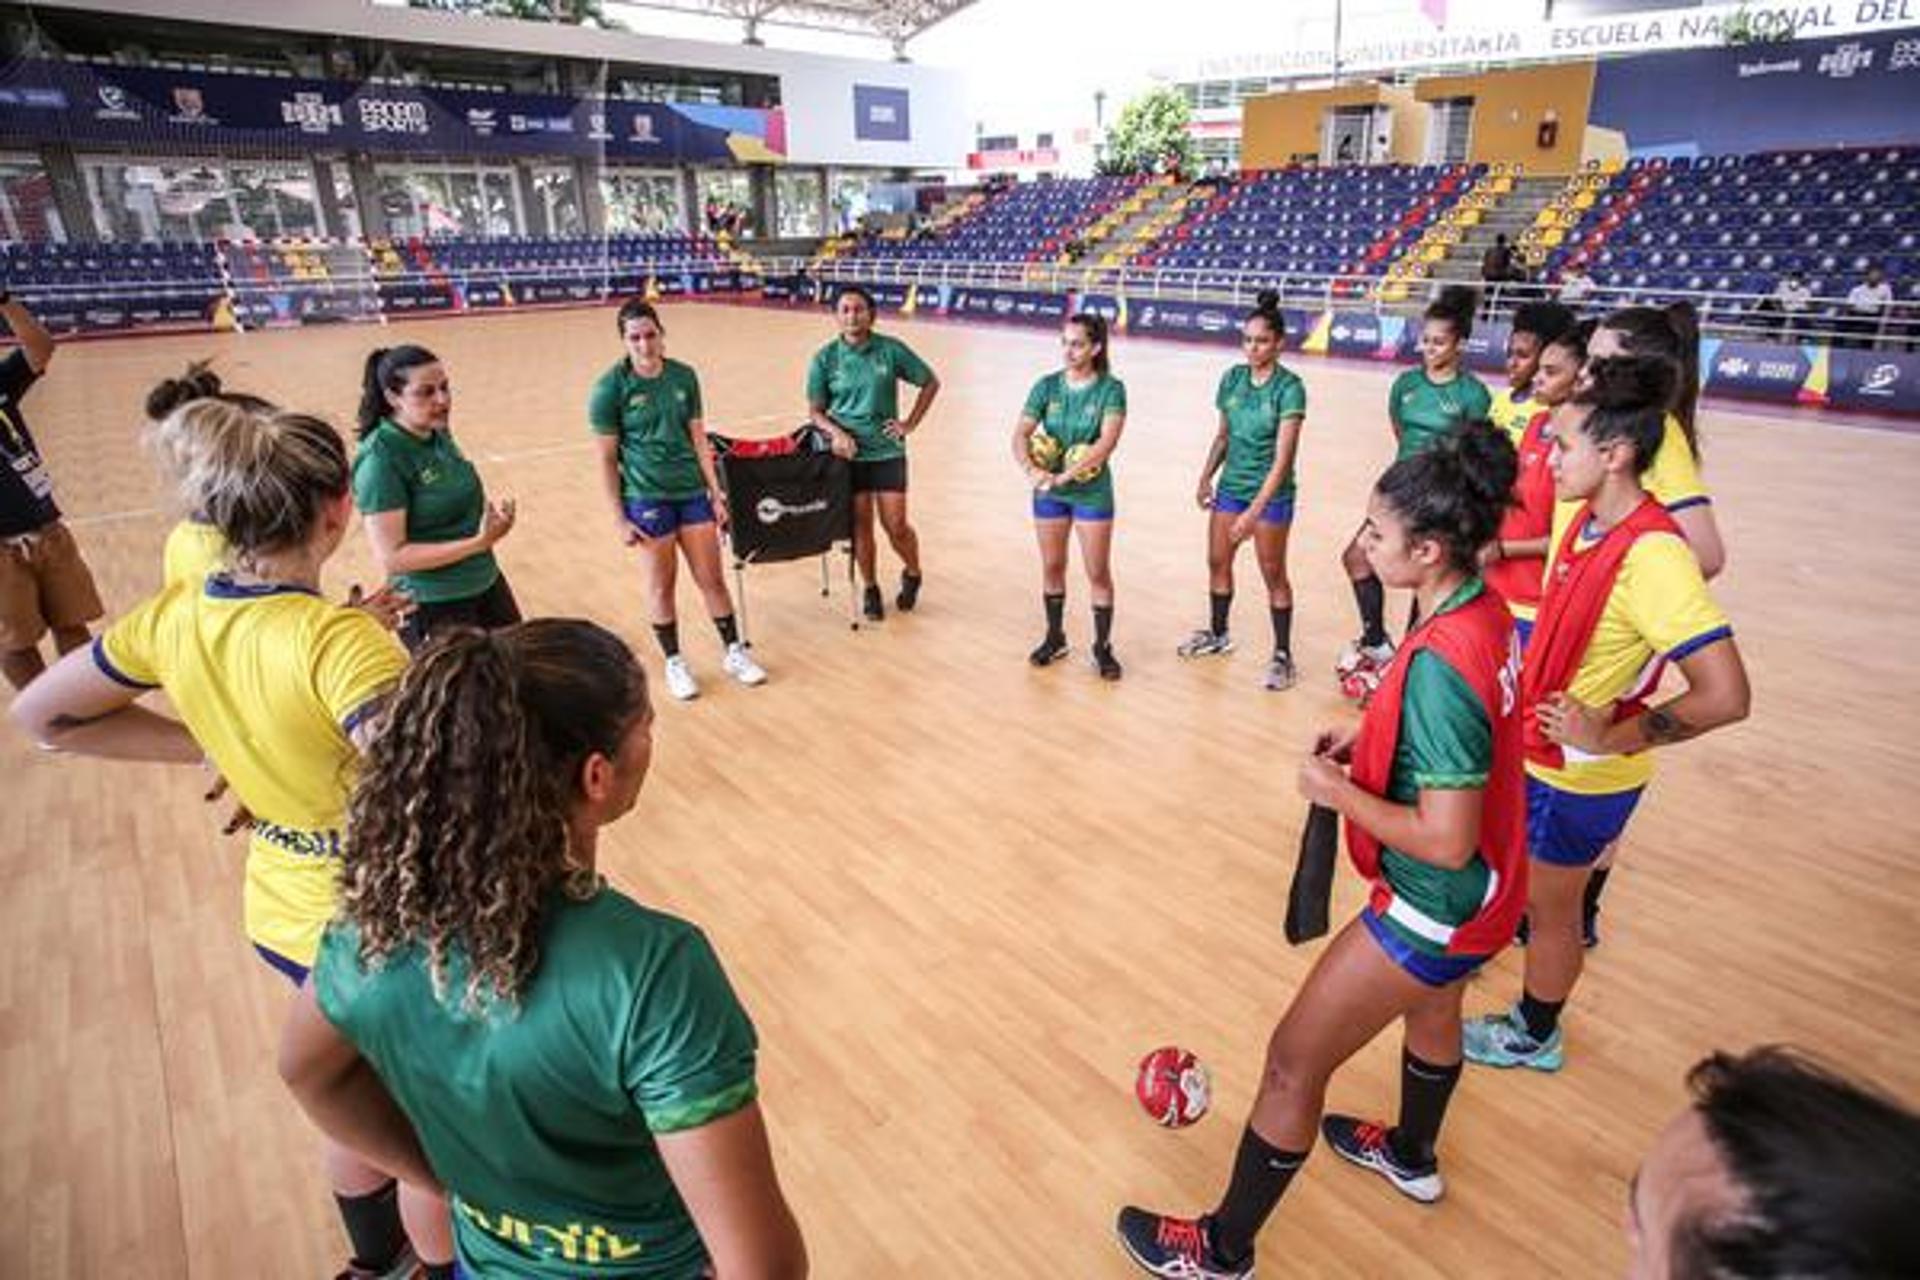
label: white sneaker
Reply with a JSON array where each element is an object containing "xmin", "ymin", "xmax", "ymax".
[
  {"xmin": 1336, "ymin": 636, "xmax": 1396, "ymax": 676},
  {"xmin": 663, "ymin": 655, "xmax": 700, "ymax": 701},
  {"xmin": 722, "ymin": 642, "xmax": 767, "ymax": 687}
]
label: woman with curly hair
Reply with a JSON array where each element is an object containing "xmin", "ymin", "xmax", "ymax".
[
  {"xmin": 279, "ymin": 619, "xmax": 808, "ymax": 1280},
  {"xmin": 11, "ymin": 395, "xmax": 450, "ymax": 1278}
]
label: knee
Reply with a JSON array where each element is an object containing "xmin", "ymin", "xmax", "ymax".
[{"xmin": 1255, "ymin": 1043, "xmax": 1321, "ymax": 1107}]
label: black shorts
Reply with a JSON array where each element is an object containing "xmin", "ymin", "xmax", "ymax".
[
  {"xmin": 400, "ymin": 573, "xmax": 522, "ymax": 652},
  {"xmin": 850, "ymin": 457, "xmax": 909, "ymax": 494}
]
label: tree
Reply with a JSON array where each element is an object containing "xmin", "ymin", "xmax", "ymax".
[
  {"xmin": 1100, "ymin": 86, "xmax": 1195, "ymax": 177},
  {"xmin": 407, "ymin": 0, "xmax": 621, "ymax": 28}
]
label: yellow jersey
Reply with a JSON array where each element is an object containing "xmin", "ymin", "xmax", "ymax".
[
  {"xmin": 1489, "ymin": 387, "xmax": 1543, "ymax": 446},
  {"xmin": 95, "ymin": 575, "xmax": 406, "ymax": 964},
  {"xmin": 1527, "ymin": 502, "xmax": 1731, "ymax": 796},
  {"xmin": 162, "ymin": 519, "xmax": 228, "ymax": 587}
]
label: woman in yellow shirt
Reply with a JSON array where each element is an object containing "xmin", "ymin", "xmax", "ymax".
[{"xmin": 12, "ymin": 393, "xmax": 453, "ymax": 1280}]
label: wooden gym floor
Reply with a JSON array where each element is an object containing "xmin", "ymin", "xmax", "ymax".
[{"xmin": 2, "ymin": 302, "xmax": 1916, "ymax": 1277}]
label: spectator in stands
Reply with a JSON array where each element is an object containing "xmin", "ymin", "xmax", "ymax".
[
  {"xmin": 1755, "ymin": 271, "xmax": 1811, "ymax": 339},
  {"xmin": 1557, "ymin": 262, "xmax": 1596, "ymax": 311},
  {"xmin": 1844, "ymin": 267, "xmax": 1893, "ymax": 349},
  {"xmin": 0, "ymin": 290, "xmax": 105, "ymax": 691},
  {"xmin": 1629, "ymin": 1047, "xmax": 1920, "ymax": 1279},
  {"xmin": 1481, "ymin": 234, "xmax": 1518, "ymax": 287}
]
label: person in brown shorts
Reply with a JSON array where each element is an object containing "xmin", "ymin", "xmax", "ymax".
[{"xmin": 0, "ymin": 290, "xmax": 103, "ymax": 690}]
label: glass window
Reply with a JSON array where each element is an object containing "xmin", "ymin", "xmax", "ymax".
[
  {"xmin": 774, "ymin": 169, "xmax": 822, "ymax": 238},
  {"xmin": 600, "ymin": 170, "xmax": 683, "ymax": 235},
  {"xmin": 532, "ymin": 165, "xmax": 583, "ymax": 237},
  {"xmin": 696, "ymin": 169, "xmax": 753, "ymax": 238},
  {"xmin": 0, "ymin": 156, "xmax": 64, "ymax": 242}
]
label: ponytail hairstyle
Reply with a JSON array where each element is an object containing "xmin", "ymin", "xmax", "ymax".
[
  {"xmin": 1067, "ymin": 311, "xmax": 1111, "ymax": 376},
  {"xmin": 340, "ymin": 619, "xmax": 652, "ymax": 1012},
  {"xmin": 1598, "ymin": 303, "xmax": 1702, "ymax": 456},
  {"xmin": 1544, "ymin": 316, "xmax": 1599, "ymax": 363},
  {"xmin": 1572, "ymin": 353, "xmax": 1678, "ymax": 475},
  {"xmin": 145, "ymin": 360, "xmax": 277, "ymax": 511},
  {"xmin": 357, "ymin": 345, "xmax": 440, "ymax": 439},
  {"xmin": 1425, "ymin": 284, "xmax": 1481, "ymax": 343},
  {"xmin": 616, "ymin": 297, "xmax": 664, "ymax": 335},
  {"xmin": 1246, "ymin": 288, "xmax": 1286, "ymax": 341},
  {"xmin": 1511, "ymin": 300, "xmax": 1577, "ymax": 349},
  {"xmin": 1374, "ymin": 421, "xmax": 1518, "ymax": 573}
]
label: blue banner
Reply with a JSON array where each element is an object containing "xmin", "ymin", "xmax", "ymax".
[
  {"xmin": 1128, "ymin": 297, "xmax": 1242, "ymax": 341},
  {"xmin": 1830, "ymin": 346, "xmax": 1920, "ymax": 414},
  {"xmin": 1589, "ymin": 29, "xmax": 1920, "ymax": 158},
  {"xmin": 1700, "ymin": 338, "xmax": 1821, "ymax": 401},
  {"xmin": 0, "ymin": 60, "xmax": 782, "ymax": 162},
  {"xmin": 853, "ymin": 85, "xmax": 911, "ymax": 143},
  {"xmin": 946, "ymin": 287, "xmax": 1067, "ymax": 324}
]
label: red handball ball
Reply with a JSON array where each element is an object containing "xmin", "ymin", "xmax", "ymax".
[{"xmin": 1136, "ymin": 1046, "xmax": 1211, "ymax": 1128}]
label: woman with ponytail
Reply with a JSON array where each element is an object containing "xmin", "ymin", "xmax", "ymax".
[
  {"xmin": 281, "ymin": 620, "xmax": 809, "ymax": 1280},
  {"xmin": 354, "ymin": 344, "xmax": 521, "ymax": 651},
  {"xmin": 1118, "ymin": 424, "xmax": 1527, "ymax": 1279},
  {"xmin": 1014, "ymin": 311, "xmax": 1128, "ymax": 680},
  {"xmin": 11, "ymin": 406, "xmax": 453, "ymax": 1277},
  {"xmin": 1463, "ymin": 356, "xmax": 1749, "ymax": 1076},
  {"xmin": 1179, "ymin": 290, "xmax": 1308, "ymax": 691},
  {"xmin": 144, "ymin": 360, "xmax": 271, "ymax": 585},
  {"xmin": 1337, "ymin": 286, "xmax": 1494, "ymax": 698}
]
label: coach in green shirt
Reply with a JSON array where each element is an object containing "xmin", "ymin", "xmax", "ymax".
[
  {"xmin": 806, "ymin": 285, "xmax": 941, "ymax": 622},
  {"xmin": 353, "ymin": 344, "xmax": 519, "ymax": 652}
]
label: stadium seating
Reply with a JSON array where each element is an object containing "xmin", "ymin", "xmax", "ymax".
[{"xmin": 836, "ymin": 177, "xmax": 1144, "ymax": 265}]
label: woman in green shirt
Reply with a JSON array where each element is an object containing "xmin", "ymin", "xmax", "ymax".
[
  {"xmin": 1180, "ymin": 291, "xmax": 1308, "ymax": 692},
  {"xmin": 280, "ymin": 620, "xmax": 808, "ymax": 1280},
  {"xmin": 1336, "ymin": 287, "xmax": 1491, "ymax": 698},
  {"xmin": 806, "ymin": 286, "xmax": 942, "ymax": 622},
  {"xmin": 1013, "ymin": 312, "xmax": 1127, "ymax": 680},
  {"xmin": 354, "ymin": 344, "xmax": 520, "ymax": 652},
  {"xmin": 591, "ymin": 300, "xmax": 767, "ymax": 702}
]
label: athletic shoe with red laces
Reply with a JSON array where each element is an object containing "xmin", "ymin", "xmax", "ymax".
[
  {"xmin": 1114, "ymin": 1208, "xmax": 1253, "ymax": 1279},
  {"xmin": 1321, "ymin": 1114, "xmax": 1445, "ymax": 1203}
]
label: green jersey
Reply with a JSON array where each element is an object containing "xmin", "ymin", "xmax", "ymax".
[
  {"xmin": 588, "ymin": 358, "xmax": 707, "ymax": 501},
  {"xmin": 805, "ymin": 333, "xmax": 934, "ymax": 462},
  {"xmin": 315, "ymin": 886, "xmax": 759, "ymax": 1278},
  {"xmin": 1214, "ymin": 363, "xmax": 1307, "ymax": 502},
  {"xmin": 350, "ymin": 419, "xmax": 499, "ymax": 604},
  {"xmin": 1377, "ymin": 578, "xmax": 1495, "ymax": 958},
  {"xmin": 1023, "ymin": 371, "xmax": 1126, "ymax": 513},
  {"xmin": 1388, "ymin": 368, "xmax": 1493, "ymax": 461}
]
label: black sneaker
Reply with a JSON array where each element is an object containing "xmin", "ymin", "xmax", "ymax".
[
  {"xmin": 896, "ymin": 570, "xmax": 922, "ymax": 612},
  {"xmin": 863, "ymin": 584, "xmax": 885, "ymax": 622},
  {"xmin": 1029, "ymin": 634, "xmax": 1070, "ymax": 667},
  {"xmin": 1093, "ymin": 643, "xmax": 1123, "ymax": 681},
  {"xmin": 1322, "ymin": 1114, "xmax": 1444, "ymax": 1204},
  {"xmin": 1114, "ymin": 1208, "xmax": 1252, "ymax": 1279}
]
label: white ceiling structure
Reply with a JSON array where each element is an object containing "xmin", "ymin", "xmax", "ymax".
[{"xmin": 616, "ymin": 0, "xmax": 979, "ymax": 53}]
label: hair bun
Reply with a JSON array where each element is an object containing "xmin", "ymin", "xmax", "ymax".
[{"xmin": 1255, "ymin": 288, "xmax": 1281, "ymax": 312}]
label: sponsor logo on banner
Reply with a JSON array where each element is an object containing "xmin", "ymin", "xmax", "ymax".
[
  {"xmin": 169, "ymin": 86, "xmax": 214, "ymax": 124},
  {"xmin": 17, "ymin": 87, "xmax": 65, "ymax": 109},
  {"xmin": 1196, "ymin": 309, "xmax": 1231, "ymax": 334},
  {"xmin": 357, "ymin": 98, "xmax": 430, "ymax": 135},
  {"xmin": 467, "ymin": 108, "xmax": 498, "ymax": 136},
  {"xmin": 95, "ymin": 84, "xmax": 141, "ymax": 121},
  {"xmin": 991, "ymin": 294, "xmax": 1015, "ymax": 315},
  {"xmin": 1861, "ymin": 362, "xmax": 1901, "ymax": 396},
  {"xmin": 282, "ymin": 92, "xmax": 342, "ymax": 135},
  {"xmin": 1892, "ymin": 38, "xmax": 1920, "ymax": 71},
  {"xmin": 1139, "ymin": 305, "xmax": 1157, "ymax": 328},
  {"xmin": 631, "ymin": 113, "xmax": 659, "ymax": 143},
  {"xmin": 588, "ymin": 112, "xmax": 612, "ymax": 141},
  {"xmin": 1718, "ymin": 356, "xmax": 1752, "ymax": 378},
  {"xmin": 1737, "ymin": 59, "xmax": 1801, "ymax": 77},
  {"xmin": 1818, "ymin": 42, "xmax": 1873, "ymax": 78},
  {"xmin": 756, "ymin": 495, "xmax": 828, "ymax": 525}
]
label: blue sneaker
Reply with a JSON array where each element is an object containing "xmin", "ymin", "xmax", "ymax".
[
  {"xmin": 1114, "ymin": 1208, "xmax": 1253, "ymax": 1279},
  {"xmin": 1463, "ymin": 1007, "xmax": 1565, "ymax": 1072},
  {"xmin": 1321, "ymin": 1114, "xmax": 1445, "ymax": 1204}
]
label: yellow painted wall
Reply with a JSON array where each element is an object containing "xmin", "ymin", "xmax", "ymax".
[
  {"xmin": 1241, "ymin": 84, "xmax": 1388, "ymax": 170},
  {"xmin": 1416, "ymin": 63, "xmax": 1596, "ymax": 174},
  {"xmin": 1380, "ymin": 84, "xmax": 1431, "ymax": 166}
]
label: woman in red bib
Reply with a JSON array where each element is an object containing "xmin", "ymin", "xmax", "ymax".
[
  {"xmin": 1482, "ymin": 319, "xmax": 1592, "ymax": 649},
  {"xmin": 1464, "ymin": 357, "xmax": 1750, "ymax": 1074},
  {"xmin": 1116, "ymin": 425, "xmax": 1525, "ymax": 1280}
]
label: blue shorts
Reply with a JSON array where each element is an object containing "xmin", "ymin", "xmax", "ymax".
[
  {"xmin": 1527, "ymin": 776, "xmax": 1644, "ymax": 868},
  {"xmin": 1211, "ymin": 492, "xmax": 1295, "ymax": 525},
  {"xmin": 1360, "ymin": 908, "xmax": 1488, "ymax": 987},
  {"xmin": 625, "ymin": 494, "xmax": 715, "ymax": 539},
  {"xmin": 1032, "ymin": 494, "xmax": 1114, "ymax": 522},
  {"xmin": 254, "ymin": 943, "xmax": 310, "ymax": 987},
  {"xmin": 1513, "ymin": 615, "xmax": 1535, "ymax": 650}
]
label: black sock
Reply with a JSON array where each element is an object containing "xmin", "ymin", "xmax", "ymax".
[
  {"xmin": 1092, "ymin": 603, "xmax": 1114, "ymax": 648},
  {"xmin": 652, "ymin": 621, "xmax": 680, "ymax": 658},
  {"xmin": 1210, "ymin": 1127, "xmax": 1308, "ymax": 1263},
  {"xmin": 1352, "ymin": 575, "xmax": 1387, "ymax": 647},
  {"xmin": 1209, "ymin": 590, "xmax": 1233, "ymax": 636},
  {"xmin": 1269, "ymin": 605, "xmax": 1293, "ymax": 656},
  {"xmin": 334, "ymin": 1182, "xmax": 405, "ymax": 1272},
  {"xmin": 1043, "ymin": 592, "xmax": 1065, "ymax": 641},
  {"xmin": 1583, "ymin": 868, "xmax": 1612, "ymax": 924},
  {"xmin": 713, "ymin": 614, "xmax": 739, "ymax": 647},
  {"xmin": 1518, "ymin": 990, "xmax": 1566, "ymax": 1042},
  {"xmin": 1390, "ymin": 1049, "xmax": 1463, "ymax": 1168}
]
